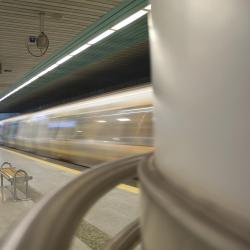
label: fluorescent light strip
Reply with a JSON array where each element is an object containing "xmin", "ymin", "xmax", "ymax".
[
  {"xmin": 37, "ymin": 64, "xmax": 55, "ymax": 77},
  {"xmin": 56, "ymin": 55, "xmax": 73, "ymax": 65},
  {"xmin": 112, "ymin": 10, "xmax": 147, "ymax": 31},
  {"xmin": 0, "ymin": 79, "xmax": 34, "ymax": 102},
  {"xmin": 0, "ymin": 5, "xmax": 150, "ymax": 102},
  {"xmin": 70, "ymin": 44, "xmax": 90, "ymax": 56},
  {"xmin": 45, "ymin": 63, "xmax": 60, "ymax": 72},
  {"xmin": 0, "ymin": 63, "xmax": 60, "ymax": 101},
  {"xmin": 87, "ymin": 29, "xmax": 115, "ymax": 45}
]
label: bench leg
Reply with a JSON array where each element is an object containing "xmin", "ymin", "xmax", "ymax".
[
  {"xmin": 13, "ymin": 180, "xmax": 17, "ymax": 201},
  {"xmin": 1, "ymin": 174, "xmax": 3, "ymax": 201},
  {"xmin": 25, "ymin": 180, "xmax": 28, "ymax": 199}
]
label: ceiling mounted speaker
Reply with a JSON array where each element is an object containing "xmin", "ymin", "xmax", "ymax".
[{"xmin": 26, "ymin": 12, "xmax": 49, "ymax": 57}]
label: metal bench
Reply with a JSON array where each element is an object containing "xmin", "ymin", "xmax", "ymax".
[{"xmin": 0, "ymin": 162, "xmax": 32, "ymax": 201}]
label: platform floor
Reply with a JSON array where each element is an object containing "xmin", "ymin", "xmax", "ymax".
[{"xmin": 0, "ymin": 147, "xmax": 140, "ymax": 250}]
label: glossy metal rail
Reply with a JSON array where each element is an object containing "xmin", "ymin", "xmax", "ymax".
[
  {"xmin": 1, "ymin": 153, "xmax": 151, "ymax": 250},
  {"xmin": 104, "ymin": 219, "xmax": 140, "ymax": 250}
]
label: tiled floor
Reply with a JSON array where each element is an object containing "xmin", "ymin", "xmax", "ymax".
[{"xmin": 0, "ymin": 147, "xmax": 140, "ymax": 249}]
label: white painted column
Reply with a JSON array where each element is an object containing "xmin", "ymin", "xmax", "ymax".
[
  {"xmin": 152, "ymin": 0, "xmax": 250, "ymax": 223},
  {"xmin": 139, "ymin": 0, "xmax": 250, "ymax": 249}
]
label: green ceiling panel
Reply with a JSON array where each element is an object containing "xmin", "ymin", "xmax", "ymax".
[{"xmin": 0, "ymin": 0, "xmax": 149, "ymax": 109}]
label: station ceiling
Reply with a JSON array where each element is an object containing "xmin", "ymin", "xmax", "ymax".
[
  {"xmin": 0, "ymin": 0, "xmax": 121, "ymax": 93},
  {"xmin": 0, "ymin": 0, "xmax": 150, "ymax": 113}
]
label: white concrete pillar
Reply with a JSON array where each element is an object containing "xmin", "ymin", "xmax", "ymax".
[{"xmin": 140, "ymin": 1, "xmax": 250, "ymax": 249}]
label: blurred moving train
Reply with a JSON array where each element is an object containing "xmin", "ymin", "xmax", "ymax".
[{"xmin": 0, "ymin": 85, "xmax": 153, "ymax": 166}]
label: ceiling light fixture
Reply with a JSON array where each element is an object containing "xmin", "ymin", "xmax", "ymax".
[
  {"xmin": 0, "ymin": 5, "xmax": 150, "ymax": 102},
  {"xmin": 87, "ymin": 29, "xmax": 115, "ymax": 45},
  {"xmin": 56, "ymin": 55, "xmax": 73, "ymax": 65},
  {"xmin": 44, "ymin": 63, "xmax": 59, "ymax": 72},
  {"xmin": 144, "ymin": 5, "xmax": 151, "ymax": 11},
  {"xmin": 111, "ymin": 10, "xmax": 147, "ymax": 31},
  {"xmin": 69, "ymin": 44, "xmax": 91, "ymax": 56}
]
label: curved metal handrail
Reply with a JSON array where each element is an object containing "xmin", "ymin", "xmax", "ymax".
[
  {"xmin": 104, "ymin": 219, "xmax": 140, "ymax": 250},
  {"xmin": 1, "ymin": 153, "xmax": 151, "ymax": 250}
]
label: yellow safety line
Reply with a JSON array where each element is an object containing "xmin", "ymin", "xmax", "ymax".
[
  {"xmin": 0, "ymin": 147, "xmax": 139, "ymax": 194},
  {"xmin": 0, "ymin": 147, "xmax": 81, "ymax": 175},
  {"xmin": 117, "ymin": 184, "xmax": 139, "ymax": 194}
]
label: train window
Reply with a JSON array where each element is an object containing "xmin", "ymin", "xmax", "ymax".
[
  {"xmin": 0, "ymin": 124, "xmax": 3, "ymax": 143},
  {"xmin": 56, "ymin": 127, "xmax": 75, "ymax": 140},
  {"xmin": 74, "ymin": 117, "xmax": 102, "ymax": 140},
  {"xmin": 48, "ymin": 124, "xmax": 59, "ymax": 139},
  {"xmin": 6, "ymin": 125, "xmax": 10, "ymax": 137},
  {"xmin": 96, "ymin": 107, "xmax": 152, "ymax": 144},
  {"xmin": 19, "ymin": 121, "xmax": 30, "ymax": 138},
  {"xmin": 2, "ymin": 124, "xmax": 10, "ymax": 139},
  {"xmin": 8, "ymin": 124, "xmax": 14, "ymax": 138},
  {"xmin": 73, "ymin": 106, "xmax": 153, "ymax": 146},
  {"xmin": 26, "ymin": 121, "xmax": 38, "ymax": 139},
  {"xmin": 96, "ymin": 113, "xmax": 125, "ymax": 139},
  {"xmin": 48, "ymin": 118, "xmax": 76, "ymax": 140},
  {"xmin": 2, "ymin": 122, "xmax": 20, "ymax": 140},
  {"xmin": 9, "ymin": 123, "xmax": 19, "ymax": 138},
  {"xmin": 29, "ymin": 121, "xmax": 39, "ymax": 139},
  {"xmin": 36, "ymin": 119, "xmax": 49, "ymax": 138},
  {"xmin": 20, "ymin": 122, "xmax": 32, "ymax": 138},
  {"xmin": 13, "ymin": 123, "xmax": 19, "ymax": 137}
]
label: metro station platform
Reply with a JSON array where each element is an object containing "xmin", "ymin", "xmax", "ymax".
[{"xmin": 0, "ymin": 147, "xmax": 140, "ymax": 250}]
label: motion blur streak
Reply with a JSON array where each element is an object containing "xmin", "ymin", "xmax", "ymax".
[{"xmin": 0, "ymin": 85, "xmax": 153, "ymax": 167}]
